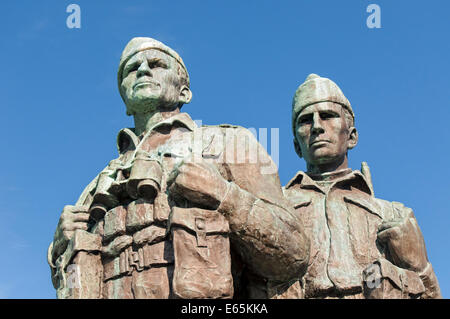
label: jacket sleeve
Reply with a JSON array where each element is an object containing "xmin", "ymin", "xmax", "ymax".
[
  {"xmin": 418, "ymin": 262, "xmax": 442, "ymax": 298},
  {"xmin": 375, "ymin": 201, "xmax": 442, "ymax": 299},
  {"xmin": 47, "ymin": 171, "xmax": 101, "ymax": 297},
  {"xmin": 394, "ymin": 202, "xmax": 441, "ymax": 299},
  {"xmin": 213, "ymin": 127, "xmax": 309, "ymax": 282}
]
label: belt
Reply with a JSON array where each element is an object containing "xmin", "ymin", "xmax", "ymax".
[{"xmin": 103, "ymin": 225, "xmax": 174, "ymax": 281}]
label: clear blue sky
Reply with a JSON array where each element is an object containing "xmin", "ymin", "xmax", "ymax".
[{"xmin": 0, "ymin": 0, "xmax": 448, "ymax": 298}]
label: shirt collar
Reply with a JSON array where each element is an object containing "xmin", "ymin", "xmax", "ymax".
[
  {"xmin": 145, "ymin": 112, "xmax": 197, "ymax": 134},
  {"xmin": 116, "ymin": 112, "xmax": 197, "ymax": 154},
  {"xmin": 285, "ymin": 169, "xmax": 374, "ymax": 196}
]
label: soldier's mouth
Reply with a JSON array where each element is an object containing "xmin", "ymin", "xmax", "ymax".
[
  {"xmin": 133, "ymin": 81, "xmax": 159, "ymax": 90},
  {"xmin": 310, "ymin": 140, "xmax": 330, "ymax": 147}
]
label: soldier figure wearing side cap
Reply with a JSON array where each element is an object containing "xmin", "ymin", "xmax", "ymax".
[
  {"xmin": 47, "ymin": 38, "xmax": 309, "ymax": 299},
  {"xmin": 282, "ymin": 74, "xmax": 441, "ymax": 298}
]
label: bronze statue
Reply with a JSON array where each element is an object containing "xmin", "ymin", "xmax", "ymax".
[
  {"xmin": 283, "ymin": 74, "xmax": 441, "ymax": 298},
  {"xmin": 47, "ymin": 37, "xmax": 309, "ymax": 299}
]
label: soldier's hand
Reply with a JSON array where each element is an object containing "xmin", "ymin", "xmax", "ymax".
[
  {"xmin": 168, "ymin": 162, "xmax": 229, "ymax": 209},
  {"xmin": 52, "ymin": 205, "xmax": 90, "ymax": 261},
  {"xmin": 377, "ymin": 208, "xmax": 428, "ymax": 272}
]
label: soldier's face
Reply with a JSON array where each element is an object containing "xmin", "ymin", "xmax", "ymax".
[
  {"xmin": 120, "ymin": 50, "xmax": 182, "ymax": 114},
  {"xmin": 295, "ymin": 102, "xmax": 353, "ymax": 166}
]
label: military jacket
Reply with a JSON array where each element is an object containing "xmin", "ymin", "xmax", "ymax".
[
  {"xmin": 48, "ymin": 112, "xmax": 309, "ymax": 299},
  {"xmin": 281, "ymin": 169, "xmax": 441, "ymax": 299}
]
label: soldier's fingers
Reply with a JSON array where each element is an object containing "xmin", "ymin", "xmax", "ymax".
[
  {"xmin": 377, "ymin": 221, "xmax": 401, "ymax": 233},
  {"xmin": 62, "ymin": 221, "xmax": 89, "ymax": 232},
  {"xmin": 62, "ymin": 230, "xmax": 74, "ymax": 240},
  {"xmin": 167, "ymin": 162, "xmax": 185, "ymax": 187},
  {"xmin": 72, "ymin": 205, "xmax": 90, "ymax": 213},
  {"xmin": 72, "ymin": 222, "xmax": 89, "ymax": 231},
  {"xmin": 61, "ymin": 211, "xmax": 88, "ymax": 223},
  {"xmin": 71, "ymin": 213, "xmax": 90, "ymax": 222},
  {"xmin": 62, "ymin": 205, "xmax": 89, "ymax": 215},
  {"xmin": 377, "ymin": 226, "xmax": 401, "ymax": 242},
  {"xmin": 173, "ymin": 169, "xmax": 191, "ymax": 189}
]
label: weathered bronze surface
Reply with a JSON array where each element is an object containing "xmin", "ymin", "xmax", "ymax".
[
  {"xmin": 48, "ymin": 37, "xmax": 309, "ymax": 299},
  {"xmin": 283, "ymin": 74, "xmax": 441, "ymax": 299},
  {"xmin": 48, "ymin": 39, "xmax": 440, "ymax": 299}
]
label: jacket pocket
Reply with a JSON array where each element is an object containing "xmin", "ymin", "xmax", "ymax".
[{"xmin": 170, "ymin": 207, "xmax": 233, "ymax": 299}]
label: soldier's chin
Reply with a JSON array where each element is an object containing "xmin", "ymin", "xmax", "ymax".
[{"xmin": 132, "ymin": 88, "xmax": 161, "ymax": 101}]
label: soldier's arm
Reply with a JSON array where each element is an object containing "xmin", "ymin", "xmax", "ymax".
[
  {"xmin": 48, "ymin": 173, "xmax": 98, "ymax": 271},
  {"xmin": 217, "ymin": 127, "xmax": 309, "ymax": 282},
  {"xmin": 217, "ymin": 181, "xmax": 309, "ymax": 282},
  {"xmin": 418, "ymin": 262, "xmax": 441, "ymax": 298},
  {"xmin": 169, "ymin": 126, "xmax": 309, "ymax": 282},
  {"xmin": 377, "ymin": 201, "xmax": 441, "ymax": 298},
  {"xmin": 47, "ymin": 173, "xmax": 99, "ymax": 296}
]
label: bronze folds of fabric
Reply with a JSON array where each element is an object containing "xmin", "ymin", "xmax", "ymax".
[
  {"xmin": 132, "ymin": 265, "xmax": 174, "ymax": 299},
  {"xmin": 56, "ymin": 230, "xmax": 103, "ymax": 299},
  {"xmin": 102, "ymin": 225, "xmax": 170, "ymax": 278},
  {"xmin": 170, "ymin": 207, "xmax": 233, "ymax": 299},
  {"xmin": 130, "ymin": 240, "xmax": 174, "ymax": 299},
  {"xmin": 126, "ymin": 199, "xmax": 154, "ymax": 232},
  {"xmin": 127, "ymin": 151, "xmax": 162, "ymax": 201},
  {"xmin": 363, "ymin": 259, "xmax": 425, "ymax": 299},
  {"xmin": 103, "ymin": 205, "xmax": 128, "ymax": 242},
  {"xmin": 102, "ymin": 265, "xmax": 174, "ymax": 299},
  {"xmin": 68, "ymin": 252, "xmax": 103, "ymax": 299},
  {"xmin": 102, "ymin": 240, "xmax": 174, "ymax": 298},
  {"xmin": 103, "ymin": 275, "xmax": 134, "ymax": 299},
  {"xmin": 103, "ymin": 247, "xmax": 134, "ymax": 281},
  {"xmin": 267, "ymin": 279, "xmax": 304, "ymax": 299}
]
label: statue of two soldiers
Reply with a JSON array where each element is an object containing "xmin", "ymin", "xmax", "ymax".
[{"xmin": 48, "ymin": 37, "xmax": 441, "ymax": 299}]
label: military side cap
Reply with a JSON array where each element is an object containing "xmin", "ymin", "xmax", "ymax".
[
  {"xmin": 117, "ymin": 37, "xmax": 189, "ymax": 90},
  {"xmin": 292, "ymin": 74, "xmax": 354, "ymax": 134}
]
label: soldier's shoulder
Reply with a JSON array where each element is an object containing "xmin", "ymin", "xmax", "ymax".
[
  {"xmin": 200, "ymin": 124, "xmax": 256, "ymax": 137},
  {"xmin": 201, "ymin": 123, "xmax": 244, "ymax": 130},
  {"xmin": 373, "ymin": 196, "xmax": 412, "ymax": 220}
]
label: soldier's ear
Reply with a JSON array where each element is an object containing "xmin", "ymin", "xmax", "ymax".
[
  {"xmin": 179, "ymin": 85, "xmax": 192, "ymax": 105},
  {"xmin": 294, "ymin": 138, "xmax": 303, "ymax": 158},
  {"xmin": 347, "ymin": 127, "xmax": 358, "ymax": 150}
]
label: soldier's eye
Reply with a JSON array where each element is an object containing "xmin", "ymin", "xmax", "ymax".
[
  {"xmin": 123, "ymin": 64, "xmax": 139, "ymax": 77},
  {"xmin": 156, "ymin": 61, "xmax": 168, "ymax": 68},
  {"xmin": 149, "ymin": 60, "xmax": 168, "ymax": 69},
  {"xmin": 320, "ymin": 112, "xmax": 338, "ymax": 120},
  {"xmin": 298, "ymin": 115, "xmax": 313, "ymax": 124}
]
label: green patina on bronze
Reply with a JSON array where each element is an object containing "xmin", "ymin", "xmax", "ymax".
[
  {"xmin": 48, "ymin": 37, "xmax": 309, "ymax": 299},
  {"xmin": 48, "ymin": 39, "xmax": 441, "ymax": 300}
]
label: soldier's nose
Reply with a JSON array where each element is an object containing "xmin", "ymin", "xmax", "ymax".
[
  {"xmin": 137, "ymin": 60, "xmax": 152, "ymax": 77},
  {"xmin": 311, "ymin": 113, "xmax": 325, "ymax": 134}
]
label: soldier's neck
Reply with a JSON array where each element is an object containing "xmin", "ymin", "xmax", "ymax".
[
  {"xmin": 134, "ymin": 107, "xmax": 181, "ymax": 136},
  {"xmin": 306, "ymin": 155, "xmax": 349, "ymax": 179}
]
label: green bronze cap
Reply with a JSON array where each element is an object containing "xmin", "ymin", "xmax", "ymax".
[{"xmin": 292, "ymin": 74, "xmax": 354, "ymax": 134}]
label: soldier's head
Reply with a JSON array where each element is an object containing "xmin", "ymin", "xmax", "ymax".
[
  {"xmin": 118, "ymin": 37, "xmax": 192, "ymax": 116},
  {"xmin": 292, "ymin": 74, "xmax": 358, "ymax": 171}
]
